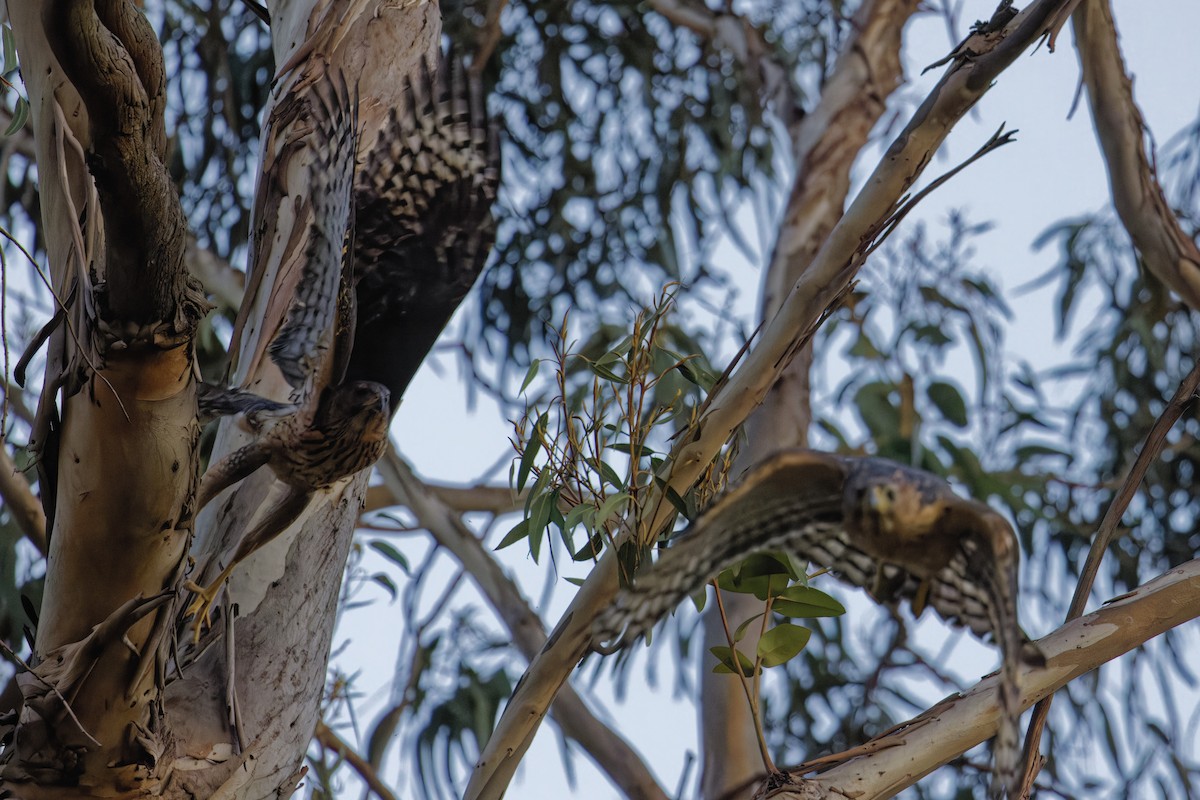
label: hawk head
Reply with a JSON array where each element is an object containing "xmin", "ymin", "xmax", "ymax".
[{"xmin": 324, "ymin": 380, "xmax": 391, "ymax": 443}]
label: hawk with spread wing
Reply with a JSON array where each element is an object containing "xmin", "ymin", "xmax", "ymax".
[
  {"xmin": 186, "ymin": 75, "xmax": 390, "ymax": 633},
  {"xmin": 190, "ymin": 54, "xmax": 499, "ymax": 636},
  {"xmin": 593, "ymin": 449, "xmax": 1037, "ymax": 799}
]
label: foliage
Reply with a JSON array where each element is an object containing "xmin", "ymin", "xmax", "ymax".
[
  {"xmin": 504, "ymin": 286, "xmax": 721, "ymax": 571},
  {"xmin": 446, "ymin": 0, "xmax": 847, "ymax": 370},
  {"xmin": 2, "ymin": 2, "xmax": 1200, "ymax": 799}
]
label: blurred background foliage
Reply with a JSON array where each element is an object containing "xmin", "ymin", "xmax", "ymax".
[{"xmin": 1, "ymin": 0, "xmax": 1199, "ymax": 797}]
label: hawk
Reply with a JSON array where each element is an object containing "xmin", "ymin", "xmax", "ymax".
[
  {"xmin": 187, "ymin": 75, "xmax": 389, "ymax": 634},
  {"xmin": 190, "ymin": 54, "xmax": 499, "ymax": 633},
  {"xmin": 592, "ymin": 449, "xmax": 1036, "ymax": 799},
  {"xmin": 344, "ymin": 54, "xmax": 500, "ymax": 411}
]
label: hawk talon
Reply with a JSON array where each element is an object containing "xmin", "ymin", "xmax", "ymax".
[{"xmin": 184, "ymin": 569, "xmax": 234, "ymax": 644}]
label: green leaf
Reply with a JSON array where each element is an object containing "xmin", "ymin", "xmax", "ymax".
[
  {"xmin": 652, "ymin": 475, "xmax": 691, "ymax": 521},
  {"xmin": 594, "ymin": 459, "xmax": 626, "ymax": 490},
  {"xmin": 716, "ymin": 555, "xmax": 791, "ymax": 600},
  {"xmin": 516, "ymin": 413, "xmax": 546, "ymax": 492},
  {"xmin": 757, "ymin": 623, "xmax": 811, "ymax": 668},
  {"xmin": 368, "ymin": 540, "xmax": 410, "ymax": 575},
  {"xmin": 732, "ymin": 612, "xmax": 765, "ymax": 643},
  {"xmin": 772, "ymin": 586, "xmax": 845, "ymax": 618},
  {"xmin": 2, "ymin": 26, "xmax": 16, "ymax": 75},
  {"xmin": 928, "ymin": 381, "xmax": 969, "ymax": 428},
  {"xmin": 709, "ymin": 645, "xmax": 757, "ymax": 677},
  {"xmin": 854, "ymin": 382, "xmax": 900, "ymax": 439},
  {"xmin": 571, "ymin": 529, "xmax": 606, "ymax": 561},
  {"xmin": 371, "ymin": 573, "xmax": 398, "ymax": 601},
  {"xmin": 1015, "ymin": 443, "xmax": 1071, "ymax": 461},
  {"xmin": 563, "ymin": 503, "xmax": 594, "ymax": 533},
  {"xmin": 527, "ymin": 491, "xmax": 557, "ymax": 563},
  {"xmin": 610, "ymin": 441, "xmax": 654, "ymax": 459},
  {"xmin": 848, "ymin": 329, "xmax": 884, "ymax": 359},
  {"xmin": 495, "ymin": 518, "xmax": 530, "ymax": 550},
  {"xmin": 588, "ymin": 359, "xmax": 629, "ymax": 385},
  {"xmin": 4, "ymin": 97, "xmax": 27, "ymax": 137},
  {"xmin": 596, "ymin": 492, "xmax": 631, "ymax": 525},
  {"xmin": 564, "ymin": 577, "xmax": 586, "ymax": 587},
  {"xmin": 911, "ymin": 324, "xmax": 953, "ymax": 347},
  {"xmin": 519, "ymin": 359, "xmax": 541, "ymax": 394}
]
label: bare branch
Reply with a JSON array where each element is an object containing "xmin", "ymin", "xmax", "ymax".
[
  {"xmin": 0, "ymin": 444, "xmax": 46, "ymax": 556},
  {"xmin": 1017, "ymin": 356, "xmax": 1200, "ymax": 791},
  {"xmin": 1072, "ymin": 0, "xmax": 1200, "ymax": 310},
  {"xmin": 363, "ymin": 480, "xmax": 519, "ymax": 517},
  {"xmin": 375, "ymin": 448, "xmax": 670, "ymax": 800},
  {"xmin": 315, "ymin": 721, "xmax": 399, "ymax": 800},
  {"xmin": 786, "ymin": 559, "xmax": 1200, "ymax": 799}
]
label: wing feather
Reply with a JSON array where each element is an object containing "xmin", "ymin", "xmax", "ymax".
[{"xmin": 267, "ymin": 73, "xmax": 359, "ymax": 399}]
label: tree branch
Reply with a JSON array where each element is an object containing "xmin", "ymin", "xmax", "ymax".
[
  {"xmin": 0, "ymin": 445, "xmax": 47, "ymax": 556},
  {"xmin": 375, "ymin": 448, "xmax": 670, "ymax": 800},
  {"xmin": 775, "ymin": 558, "xmax": 1200, "ymax": 799},
  {"xmin": 1016, "ymin": 355, "xmax": 1200, "ymax": 791},
  {"xmin": 315, "ymin": 721, "xmax": 399, "ymax": 800},
  {"xmin": 703, "ymin": 1, "xmax": 921, "ymax": 795},
  {"xmin": 363, "ymin": 480, "xmax": 519, "ymax": 517},
  {"xmin": 42, "ymin": 0, "xmax": 199, "ymax": 331},
  {"xmin": 1071, "ymin": 0, "xmax": 1200, "ymax": 310},
  {"xmin": 464, "ymin": 3, "xmax": 1080, "ymax": 798}
]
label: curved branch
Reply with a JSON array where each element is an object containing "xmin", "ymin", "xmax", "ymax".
[
  {"xmin": 42, "ymin": 0, "xmax": 195, "ymax": 329},
  {"xmin": 1072, "ymin": 0, "xmax": 1200, "ymax": 310},
  {"xmin": 706, "ymin": 1, "xmax": 922, "ymax": 795}
]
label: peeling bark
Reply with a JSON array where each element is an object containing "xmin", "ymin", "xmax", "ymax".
[
  {"xmin": 159, "ymin": 1, "xmax": 441, "ymax": 797},
  {"xmin": 5, "ymin": 0, "xmax": 199, "ymax": 794},
  {"xmin": 6, "ymin": 0, "xmax": 439, "ymax": 796}
]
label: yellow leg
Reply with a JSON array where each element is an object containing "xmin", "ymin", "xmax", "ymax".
[
  {"xmin": 911, "ymin": 578, "xmax": 931, "ymax": 617},
  {"xmin": 184, "ymin": 562, "xmax": 236, "ymax": 644}
]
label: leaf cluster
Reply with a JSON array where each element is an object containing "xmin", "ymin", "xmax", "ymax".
[{"xmin": 502, "ymin": 285, "xmax": 721, "ymax": 575}]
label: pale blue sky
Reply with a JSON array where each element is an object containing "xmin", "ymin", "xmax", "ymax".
[{"xmin": 330, "ymin": 3, "xmax": 1200, "ymax": 797}]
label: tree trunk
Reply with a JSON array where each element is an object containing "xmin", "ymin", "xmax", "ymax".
[{"xmin": 4, "ymin": 1, "xmax": 437, "ymax": 796}]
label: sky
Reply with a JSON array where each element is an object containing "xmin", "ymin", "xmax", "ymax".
[{"xmin": 326, "ymin": 2, "xmax": 1200, "ymax": 798}]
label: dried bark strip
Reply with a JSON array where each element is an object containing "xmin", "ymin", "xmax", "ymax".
[{"xmin": 5, "ymin": 1, "xmax": 202, "ymax": 794}]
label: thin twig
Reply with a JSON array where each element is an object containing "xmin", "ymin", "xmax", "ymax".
[
  {"xmin": 315, "ymin": 720, "xmax": 399, "ymax": 800},
  {"xmin": 470, "ymin": 0, "xmax": 508, "ymax": 75},
  {"xmin": 712, "ymin": 582, "xmax": 775, "ymax": 774}
]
